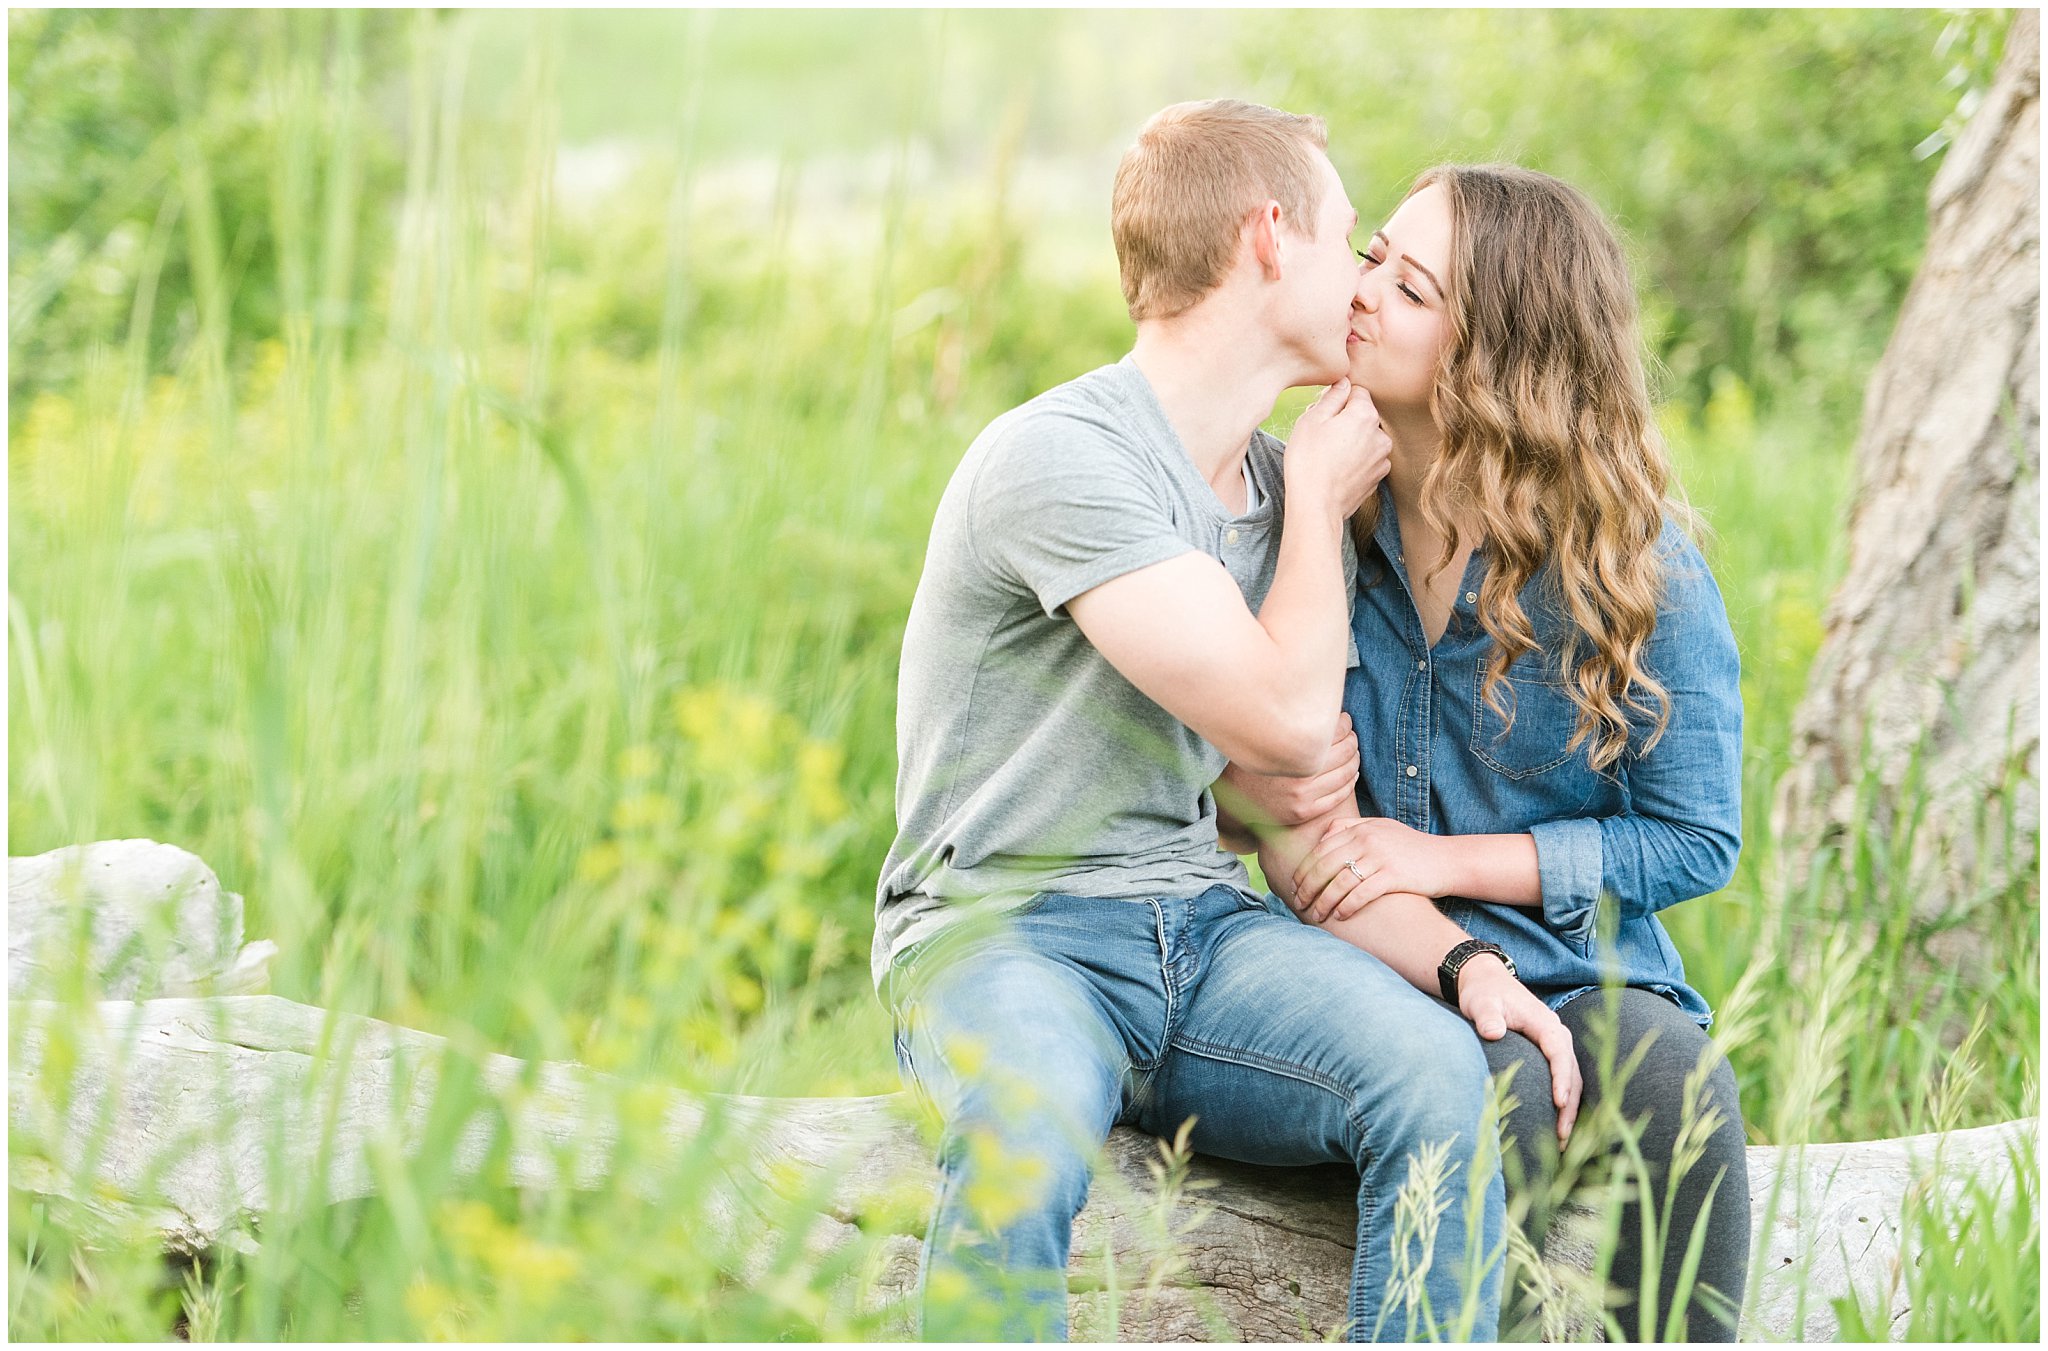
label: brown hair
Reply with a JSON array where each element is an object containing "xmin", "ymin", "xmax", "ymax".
[
  {"xmin": 1357, "ymin": 164, "xmax": 1691, "ymax": 773},
  {"xmin": 1111, "ymin": 99, "xmax": 1329, "ymax": 321}
]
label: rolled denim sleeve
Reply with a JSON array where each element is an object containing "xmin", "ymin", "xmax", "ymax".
[
  {"xmin": 1529, "ymin": 530, "xmax": 1745, "ymax": 947},
  {"xmin": 1529, "ymin": 816, "xmax": 1605, "ymax": 948}
]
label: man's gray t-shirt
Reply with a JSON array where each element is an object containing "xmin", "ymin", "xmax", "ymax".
[{"xmin": 874, "ymin": 355, "xmax": 1306, "ymax": 984}]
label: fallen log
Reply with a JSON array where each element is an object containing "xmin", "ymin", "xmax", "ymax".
[
  {"xmin": 8, "ymin": 839, "xmax": 275, "ymax": 1000},
  {"xmin": 8, "ymin": 842, "xmax": 2036, "ymax": 1340}
]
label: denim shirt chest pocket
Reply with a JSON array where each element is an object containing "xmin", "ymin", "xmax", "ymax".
[{"xmin": 1468, "ymin": 657, "xmax": 1586, "ymax": 782}]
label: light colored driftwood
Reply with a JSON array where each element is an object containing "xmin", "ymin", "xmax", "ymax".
[
  {"xmin": 10, "ymin": 840, "xmax": 2034, "ymax": 1339},
  {"xmin": 8, "ymin": 840, "xmax": 276, "ymax": 999},
  {"xmin": 1773, "ymin": 12, "xmax": 2040, "ymax": 920},
  {"xmin": 8, "ymin": 992, "xmax": 2034, "ymax": 1342}
]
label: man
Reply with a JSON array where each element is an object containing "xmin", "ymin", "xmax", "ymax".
[{"xmin": 875, "ymin": 100, "xmax": 1504, "ymax": 1341}]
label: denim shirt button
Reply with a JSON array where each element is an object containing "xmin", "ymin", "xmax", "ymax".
[
  {"xmin": 1464, "ymin": 591, "xmax": 1477, "ymax": 604},
  {"xmin": 1405, "ymin": 764, "xmax": 1418, "ymax": 778},
  {"xmin": 1416, "ymin": 659, "xmax": 1426, "ymax": 670}
]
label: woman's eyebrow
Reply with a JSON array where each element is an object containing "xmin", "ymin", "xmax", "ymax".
[
  {"xmin": 1404, "ymin": 256, "xmax": 1444, "ymax": 299},
  {"xmin": 1372, "ymin": 231, "xmax": 1444, "ymax": 299}
]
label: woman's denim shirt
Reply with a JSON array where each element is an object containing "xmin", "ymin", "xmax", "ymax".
[{"xmin": 1344, "ymin": 489, "xmax": 1742, "ymax": 1027}]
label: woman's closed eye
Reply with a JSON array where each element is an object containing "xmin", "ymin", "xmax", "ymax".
[{"xmin": 1357, "ymin": 250, "xmax": 1425, "ymax": 306}]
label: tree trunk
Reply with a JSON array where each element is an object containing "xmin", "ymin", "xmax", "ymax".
[{"xmin": 1773, "ymin": 12, "xmax": 2040, "ymax": 919}]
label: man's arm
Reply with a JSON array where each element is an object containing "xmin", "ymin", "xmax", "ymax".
[
  {"xmin": 1231, "ymin": 769, "xmax": 1581, "ymax": 1142},
  {"xmin": 1214, "ymin": 714, "xmax": 1358, "ymax": 855},
  {"xmin": 1066, "ymin": 382, "xmax": 1388, "ymax": 776}
]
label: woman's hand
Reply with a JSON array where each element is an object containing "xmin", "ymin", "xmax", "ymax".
[
  {"xmin": 1292, "ymin": 816, "xmax": 1452, "ymax": 922},
  {"xmin": 1457, "ymin": 954, "xmax": 1581, "ymax": 1145},
  {"xmin": 1217, "ymin": 714, "xmax": 1360, "ymax": 833}
]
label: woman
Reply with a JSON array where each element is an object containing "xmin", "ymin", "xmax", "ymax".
[{"xmin": 1224, "ymin": 165, "xmax": 1749, "ymax": 1340}]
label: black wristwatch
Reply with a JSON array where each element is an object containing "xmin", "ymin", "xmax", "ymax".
[{"xmin": 1438, "ymin": 939, "xmax": 1515, "ymax": 1004}]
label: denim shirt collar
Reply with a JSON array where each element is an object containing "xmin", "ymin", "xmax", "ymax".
[{"xmin": 1363, "ymin": 481, "xmax": 1491, "ymax": 652}]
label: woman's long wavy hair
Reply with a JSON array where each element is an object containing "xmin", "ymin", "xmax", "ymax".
[{"xmin": 1359, "ymin": 164, "xmax": 1690, "ymax": 773}]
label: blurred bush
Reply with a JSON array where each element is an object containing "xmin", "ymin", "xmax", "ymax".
[
  {"xmin": 7, "ymin": 8, "xmax": 409, "ymax": 405},
  {"xmin": 1247, "ymin": 8, "xmax": 2013, "ymax": 419}
]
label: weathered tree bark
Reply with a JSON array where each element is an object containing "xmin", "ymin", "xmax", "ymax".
[
  {"xmin": 8, "ymin": 842, "xmax": 2036, "ymax": 1341},
  {"xmin": 8, "ymin": 839, "xmax": 276, "ymax": 999},
  {"xmin": 1773, "ymin": 12, "xmax": 2040, "ymax": 918}
]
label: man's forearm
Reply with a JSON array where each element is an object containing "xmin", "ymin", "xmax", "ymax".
[
  {"xmin": 1319, "ymin": 892, "xmax": 1469, "ymax": 999},
  {"xmin": 1244, "ymin": 500, "xmax": 1353, "ymax": 766},
  {"xmin": 1215, "ymin": 802, "xmax": 1258, "ymax": 855},
  {"xmin": 1255, "ymin": 800, "xmax": 1359, "ymax": 906}
]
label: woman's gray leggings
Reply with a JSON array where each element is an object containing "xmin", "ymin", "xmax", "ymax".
[{"xmin": 1477, "ymin": 986, "xmax": 1749, "ymax": 1341}]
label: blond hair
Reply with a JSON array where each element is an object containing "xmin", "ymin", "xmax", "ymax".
[
  {"xmin": 1111, "ymin": 99, "xmax": 1329, "ymax": 321},
  {"xmin": 1360, "ymin": 164, "xmax": 1690, "ymax": 773}
]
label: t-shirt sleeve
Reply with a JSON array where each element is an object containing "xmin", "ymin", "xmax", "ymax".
[{"xmin": 966, "ymin": 414, "xmax": 1195, "ymax": 618}]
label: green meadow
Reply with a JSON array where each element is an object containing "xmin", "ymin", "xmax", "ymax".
[{"xmin": 8, "ymin": 8, "xmax": 2036, "ymax": 1339}]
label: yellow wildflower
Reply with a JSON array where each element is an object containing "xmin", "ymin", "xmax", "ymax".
[
  {"xmin": 611, "ymin": 792, "xmax": 679, "ymax": 833},
  {"xmin": 618, "ymin": 994, "xmax": 654, "ymax": 1031},
  {"xmin": 672, "ymin": 685, "xmax": 726, "ymax": 745},
  {"xmin": 775, "ymin": 903, "xmax": 820, "ymax": 944},
  {"xmin": 616, "ymin": 744, "xmax": 661, "ymax": 780},
  {"xmin": 488, "ymin": 1232, "xmax": 580, "ymax": 1297},
  {"xmin": 962, "ymin": 1130, "xmax": 1049, "ymax": 1230},
  {"xmin": 438, "ymin": 1199, "xmax": 503, "ymax": 1254},
  {"xmin": 575, "ymin": 841, "xmax": 622, "ymax": 883},
  {"xmin": 795, "ymin": 738, "xmax": 849, "ymax": 823},
  {"xmin": 404, "ymin": 1278, "xmax": 469, "ymax": 1340},
  {"xmin": 725, "ymin": 973, "xmax": 764, "ymax": 1014}
]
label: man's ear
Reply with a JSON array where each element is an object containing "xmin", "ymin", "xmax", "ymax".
[{"xmin": 1247, "ymin": 200, "xmax": 1285, "ymax": 279}]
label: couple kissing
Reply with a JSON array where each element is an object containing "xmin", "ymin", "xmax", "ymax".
[{"xmin": 875, "ymin": 99, "xmax": 1748, "ymax": 1344}]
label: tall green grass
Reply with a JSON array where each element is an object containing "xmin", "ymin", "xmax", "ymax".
[{"xmin": 9, "ymin": 10, "xmax": 2036, "ymax": 1340}]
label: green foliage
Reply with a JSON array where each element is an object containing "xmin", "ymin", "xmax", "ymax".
[
  {"xmin": 1831, "ymin": 1139, "xmax": 2040, "ymax": 1341},
  {"xmin": 1248, "ymin": 9, "xmax": 2015, "ymax": 421},
  {"xmin": 7, "ymin": 7, "xmax": 2037, "ymax": 1341},
  {"xmin": 7, "ymin": 8, "xmax": 408, "ymax": 405}
]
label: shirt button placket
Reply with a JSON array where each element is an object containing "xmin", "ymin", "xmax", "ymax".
[{"xmin": 1404, "ymin": 650, "xmax": 1426, "ymax": 827}]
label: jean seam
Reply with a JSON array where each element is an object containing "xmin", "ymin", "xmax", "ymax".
[
  {"xmin": 1130, "ymin": 897, "xmax": 1170, "ymax": 1073},
  {"xmin": 1165, "ymin": 1031, "xmax": 1356, "ymax": 1101},
  {"xmin": 1349, "ymin": 1153, "xmax": 1377, "ymax": 1341}
]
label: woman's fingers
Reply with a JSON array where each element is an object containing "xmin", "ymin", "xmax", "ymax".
[
  {"xmin": 1289, "ymin": 852, "xmax": 1330, "ymax": 914},
  {"xmin": 1326, "ymin": 867, "xmax": 1387, "ymax": 922},
  {"xmin": 1302, "ymin": 863, "xmax": 1345, "ymax": 922},
  {"xmin": 1292, "ymin": 832, "xmax": 1341, "ymax": 894},
  {"xmin": 1308, "ymin": 817, "xmax": 1369, "ymax": 869},
  {"xmin": 1302, "ymin": 852, "xmax": 1369, "ymax": 923}
]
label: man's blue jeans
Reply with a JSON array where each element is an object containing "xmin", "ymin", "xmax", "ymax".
[{"xmin": 887, "ymin": 885, "xmax": 1504, "ymax": 1341}]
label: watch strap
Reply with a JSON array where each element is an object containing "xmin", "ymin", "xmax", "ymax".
[{"xmin": 1438, "ymin": 938, "xmax": 1515, "ymax": 1004}]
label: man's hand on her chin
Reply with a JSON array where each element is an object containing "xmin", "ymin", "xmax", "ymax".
[{"xmin": 1283, "ymin": 378, "xmax": 1392, "ymax": 519}]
